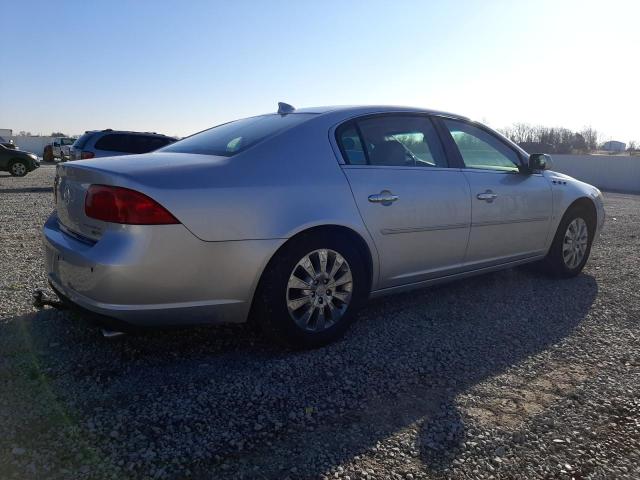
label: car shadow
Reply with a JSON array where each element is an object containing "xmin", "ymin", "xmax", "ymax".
[
  {"xmin": 0, "ymin": 187, "xmax": 52, "ymax": 193},
  {"xmin": 0, "ymin": 268, "xmax": 598, "ymax": 478}
]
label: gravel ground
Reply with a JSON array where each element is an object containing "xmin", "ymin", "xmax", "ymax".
[{"xmin": 1, "ymin": 165, "xmax": 639, "ymax": 479}]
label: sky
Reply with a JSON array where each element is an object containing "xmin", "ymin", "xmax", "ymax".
[{"xmin": 2, "ymin": 0, "xmax": 638, "ymax": 142}]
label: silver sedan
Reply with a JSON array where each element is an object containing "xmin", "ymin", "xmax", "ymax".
[{"xmin": 43, "ymin": 104, "xmax": 605, "ymax": 347}]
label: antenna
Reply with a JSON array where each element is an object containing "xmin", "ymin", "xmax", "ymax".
[{"xmin": 277, "ymin": 102, "xmax": 295, "ymax": 115}]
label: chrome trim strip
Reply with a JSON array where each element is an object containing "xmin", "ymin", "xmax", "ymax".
[
  {"xmin": 381, "ymin": 223, "xmax": 468, "ymax": 235},
  {"xmin": 472, "ymin": 216, "xmax": 549, "ymax": 227},
  {"xmin": 380, "ymin": 216, "xmax": 549, "ymax": 235}
]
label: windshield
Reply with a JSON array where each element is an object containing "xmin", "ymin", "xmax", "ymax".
[{"xmin": 159, "ymin": 113, "xmax": 316, "ymax": 157}]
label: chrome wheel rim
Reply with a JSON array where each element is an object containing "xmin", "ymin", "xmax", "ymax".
[
  {"xmin": 562, "ymin": 217, "xmax": 588, "ymax": 269},
  {"xmin": 11, "ymin": 163, "xmax": 26, "ymax": 176},
  {"xmin": 286, "ymin": 249, "xmax": 353, "ymax": 332}
]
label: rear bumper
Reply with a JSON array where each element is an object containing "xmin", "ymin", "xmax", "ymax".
[{"xmin": 43, "ymin": 213, "xmax": 283, "ymax": 327}]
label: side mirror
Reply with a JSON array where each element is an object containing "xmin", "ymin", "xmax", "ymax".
[{"xmin": 528, "ymin": 153, "xmax": 552, "ymax": 171}]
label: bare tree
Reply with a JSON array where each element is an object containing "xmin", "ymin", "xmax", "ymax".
[
  {"xmin": 501, "ymin": 123, "xmax": 601, "ymax": 153},
  {"xmin": 580, "ymin": 126, "xmax": 599, "ymax": 151}
]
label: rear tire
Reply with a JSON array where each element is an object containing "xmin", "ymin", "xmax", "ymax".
[
  {"xmin": 541, "ymin": 206, "xmax": 594, "ymax": 278},
  {"xmin": 9, "ymin": 161, "xmax": 28, "ymax": 177},
  {"xmin": 253, "ymin": 231, "xmax": 368, "ymax": 348}
]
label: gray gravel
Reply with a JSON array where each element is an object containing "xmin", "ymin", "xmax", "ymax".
[{"xmin": 1, "ymin": 165, "xmax": 639, "ymax": 479}]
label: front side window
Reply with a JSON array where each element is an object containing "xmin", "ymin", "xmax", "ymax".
[
  {"xmin": 443, "ymin": 119, "xmax": 521, "ymax": 172},
  {"xmin": 159, "ymin": 113, "xmax": 316, "ymax": 157},
  {"xmin": 338, "ymin": 115, "xmax": 446, "ymax": 167}
]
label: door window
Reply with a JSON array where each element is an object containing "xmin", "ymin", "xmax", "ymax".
[
  {"xmin": 94, "ymin": 134, "xmax": 132, "ymax": 152},
  {"xmin": 337, "ymin": 116, "xmax": 447, "ymax": 167},
  {"xmin": 337, "ymin": 126, "xmax": 366, "ymax": 165},
  {"xmin": 443, "ymin": 119, "xmax": 520, "ymax": 172}
]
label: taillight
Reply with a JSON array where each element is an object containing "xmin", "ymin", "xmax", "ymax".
[
  {"xmin": 85, "ymin": 185, "xmax": 179, "ymax": 225},
  {"xmin": 81, "ymin": 151, "xmax": 95, "ymax": 159}
]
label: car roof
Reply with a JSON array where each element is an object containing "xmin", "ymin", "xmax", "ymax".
[
  {"xmin": 292, "ymin": 105, "xmax": 470, "ymax": 120},
  {"xmin": 83, "ymin": 129, "xmax": 175, "ymax": 138}
]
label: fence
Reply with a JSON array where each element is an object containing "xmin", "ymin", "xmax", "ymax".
[{"xmin": 550, "ymin": 154, "xmax": 640, "ymax": 193}]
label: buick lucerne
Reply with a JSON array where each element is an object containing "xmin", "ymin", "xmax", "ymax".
[{"xmin": 43, "ymin": 104, "xmax": 605, "ymax": 347}]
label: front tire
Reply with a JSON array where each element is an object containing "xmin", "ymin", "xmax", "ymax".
[
  {"xmin": 253, "ymin": 231, "xmax": 368, "ymax": 348},
  {"xmin": 542, "ymin": 206, "xmax": 594, "ymax": 278},
  {"xmin": 9, "ymin": 161, "xmax": 28, "ymax": 177}
]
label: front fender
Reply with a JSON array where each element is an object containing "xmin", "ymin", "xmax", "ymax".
[{"xmin": 544, "ymin": 170, "xmax": 604, "ymax": 245}]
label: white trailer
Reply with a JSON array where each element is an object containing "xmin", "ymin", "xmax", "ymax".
[{"xmin": 0, "ymin": 129, "xmax": 12, "ymax": 142}]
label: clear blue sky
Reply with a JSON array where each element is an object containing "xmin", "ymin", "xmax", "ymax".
[{"xmin": 2, "ymin": 0, "xmax": 638, "ymax": 142}]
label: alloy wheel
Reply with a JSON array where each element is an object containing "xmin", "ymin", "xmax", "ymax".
[
  {"xmin": 286, "ymin": 249, "xmax": 353, "ymax": 332},
  {"xmin": 562, "ymin": 217, "xmax": 588, "ymax": 269}
]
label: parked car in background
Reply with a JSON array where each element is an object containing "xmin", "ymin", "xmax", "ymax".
[
  {"xmin": 0, "ymin": 143, "xmax": 39, "ymax": 176},
  {"xmin": 44, "ymin": 104, "xmax": 604, "ymax": 347},
  {"xmin": 69, "ymin": 130, "xmax": 177, "ymax": 160},
  {"xmin": 51, "ymin": 137, "xmax": 75, "ymax": 161}
]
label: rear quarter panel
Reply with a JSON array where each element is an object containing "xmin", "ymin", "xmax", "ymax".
[
  {"xmin": 64, "ymin": 118, "xmax": 379, "ymax": 285},
  {"xmin": 96, "ymin": 120, "xmax": 372, "ymax": 244}
]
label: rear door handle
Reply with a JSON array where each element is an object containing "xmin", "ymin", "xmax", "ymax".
[
  {"xmin": 368, "ymin": 190, "xmax": 399, "ymax": 206},
  {"xmin": 476, "ymin": 190, "xmax": 497, "ymax": 203}
]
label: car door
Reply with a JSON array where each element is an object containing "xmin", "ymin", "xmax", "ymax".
[
  {"xmin": 336, "ymin": 114, "xmax": 471, "ymax": 289},
  {"xmin": 437, "ymin": 118, "xmax": 552, "ymax": 267}
]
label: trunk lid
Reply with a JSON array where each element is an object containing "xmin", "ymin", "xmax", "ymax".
[
  {"xmin": 54, "ymin": 152, "xmax": 233, "ymax": 241},
  {"xmin": 55, "ymin": 163, "xmax": 113, "ymax": 241}
]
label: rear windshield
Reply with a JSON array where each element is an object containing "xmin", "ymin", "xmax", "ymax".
[
  {"xmin": 72, "ymin": 132, "xmax": 96, "ymax": 149},
  {"xmin": 159, "ymin": 113, "xmax": 315, "ymax": 157}
]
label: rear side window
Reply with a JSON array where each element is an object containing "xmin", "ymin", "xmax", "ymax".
[
  {"xmin": 94, "ymin": 134, "xmax": 132, "ymax": 153},
  {"xmin": 145, "ymin": 136, "xmax": 175, "ymax": 151},
  {"xmin": 337, "ymin": 125, "xmax": 366, "ymax": 165},
  {"xmin": 337, "ymin": 115, "xmax": 447, "ymax": 167},
  {"xmin": 94, "ymin": 134, "xmax": 174, "ymax": 154},
  {"xmin": 129, "ymin": 135, "xmax": 174, "ymax": 154},
  {"xmin": 72, "ymin": 132, "xmax": 96, "ymax": 149},
  {"xmin": 159, "ymin": 113, "xmax": 316, "ymax": 157}
]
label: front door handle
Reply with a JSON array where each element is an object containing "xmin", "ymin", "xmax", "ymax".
[
  {"xmin": 368, "ymin": 190, "xmax": 399, "ymax": 206},
  {"xmin": 476, "ymin": 190, "xmax": 498, "ymax": 203}
]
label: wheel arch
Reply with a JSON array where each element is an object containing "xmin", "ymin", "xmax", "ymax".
[
  {"xmin": 565, "ymin": 197, "xmax": 598, "ymax": 232},
  {"xmin": 249, "ymin": 224, "xmax": 375, "ymax": 321}
]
